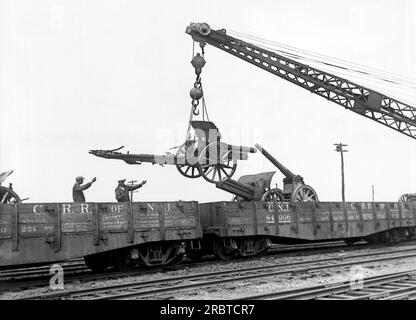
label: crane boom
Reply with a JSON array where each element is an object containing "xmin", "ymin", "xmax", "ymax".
[{"xmin": 186, "ymin": 23, "xmax": 416, "ymax": 140}]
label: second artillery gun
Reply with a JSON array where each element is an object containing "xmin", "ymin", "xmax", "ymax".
[{"xmin": 216, "ymin": 143, "xmax": 319, "ymax": 202}]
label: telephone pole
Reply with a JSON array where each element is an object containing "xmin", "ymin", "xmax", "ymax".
[
  {"xmin": 372, "ymin": 185, "xmax": 375, "ymax": 203},
  {"xmin": 334, "ymin": 143, "xmax": 348, "ymax": 202}
]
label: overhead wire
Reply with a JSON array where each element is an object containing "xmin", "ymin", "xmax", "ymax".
[
  {"xmin": 210, "ymin": 25, "xmax": 416, "ymax": 105},
  {"xmin": 222, "ymin": 27, "xmax": 416, "ymax": 86}
]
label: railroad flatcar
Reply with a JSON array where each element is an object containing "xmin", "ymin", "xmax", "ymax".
[
  {"xmin": 188, "ymin": 201, "xmax": 416, "ymax": 261},
  {"xmin": 1, "ymin": 200, "xmax": 416, "ymax": 271},
  {"xmin": 0, "ymin": 201, "xmax": 201, "ymax": 271}
]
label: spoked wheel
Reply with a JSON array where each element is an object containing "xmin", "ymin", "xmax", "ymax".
[
  {"xmin": 198, "ymin": 142, "xmax": 237, "ymax": 184},
  {"xmin": 398, "ymin": 194, "xmax": 416, "ymax": 205},
  {"xmin": 261, "ymin": 188, "xmax": 284, "ymax": 202},
  {"xmin": 213, "ymin": 238, "xmax": 233, "ymax": 261},
  {"xmin": 175, "ymin": 142, "xmax": 202, "ymax": 179},
  {"xmin": 398, "ymin": 194, "xmax": 409, "ymax": 205},
  {"xmin": 291, "ymin": 185, "xmax": 319, "ymax": 202},
  {"xmin": 0, "ymin": 186, "xmax": 21, "ymax": 204}
]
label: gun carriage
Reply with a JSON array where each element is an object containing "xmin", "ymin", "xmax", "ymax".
[
  {"xmin": 216, "ymin": 144, "xmax": 319, "ymax": 203},
  {"xmin": 90, "ymin": 121, "xmax": 256, "ymax": 184},
  {"xmin": 90, "ymin": 45, "xmax": 257, "ymax": 184},
  {"xmin": 255, "ymin": 144, "xmax": 318, "ymax": 202}
]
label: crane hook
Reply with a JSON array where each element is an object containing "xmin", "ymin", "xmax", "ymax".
[{"xmin": 192, "ymin": 101, "xmax": 200, "ymax": 116}]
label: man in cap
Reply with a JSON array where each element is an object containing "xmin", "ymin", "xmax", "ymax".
[
  {"xmin": 72, "ymin": 176, "xmax": 96, "ymax": 203},
  {"xmin": 115, "ymin": 179, "xmax": 147, "ymax": 202}
]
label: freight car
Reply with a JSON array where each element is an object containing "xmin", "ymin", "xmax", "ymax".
[
  {"xmin": 188, "ymin": 200, "xmax": 416, "ymax": 261},
  {"xmin": 1, "ymin": 199, "xmax": 416, "ymax": 271},
  {"xmin": 0, "ymin": 201, "xmax": 201, "ymax": 271}
]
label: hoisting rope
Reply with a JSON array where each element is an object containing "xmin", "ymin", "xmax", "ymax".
[
  {"xmin": 222, "ymin": 27, "xmax": 416, "ymax": 85},
  {"xmin": 212, "ymin": 26, "xmax": 416, "ymax": 105}
]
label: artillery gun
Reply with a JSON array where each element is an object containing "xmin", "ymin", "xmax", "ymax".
[
  {"xmin": 215, "ymin": 144, "xmax": 318, "ymax": 203},
  {"xmin": 90, "ymin": 45, "xmax": 257, "ymax": 184},
  {"xmin": 89, "ymin": 121, "xmax": 257, "ymax": 184},
  {"xmin": 254, "ymin": 144, "xmax": 319, "ymax": 202},
  {"xmin": 0, "ymin": 170, "xmax": 22, "ymax": 204}
]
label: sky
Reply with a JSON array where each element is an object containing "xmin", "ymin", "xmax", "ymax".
[{"xmin": 1, "ymin": 0, "xmax": 416, "ymax": 203}]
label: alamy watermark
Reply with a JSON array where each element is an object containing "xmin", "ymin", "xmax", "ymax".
[
  {"xmin": 348, "ymin": 265, "xmax": 371, "ymax": 291},
  {"xmin": 49, "ymin": 264, "xmax": 64, "ymax": 290}
]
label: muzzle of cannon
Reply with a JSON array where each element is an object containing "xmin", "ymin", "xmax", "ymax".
[{"xmin": 254, "ymin": 143, "xmax": 319, "ymax": 202}]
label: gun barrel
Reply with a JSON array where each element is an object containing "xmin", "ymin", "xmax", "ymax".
[
  {"xmin": 89, "ymin": 149, "xmax": 178, "ymax": 165},
  {"xmin": 216, "ymin": 179, "xmax": 255, "ymax": 200},
  {"xmin": 226, "ymin": 145, "xmax": 257, "ymax": 154},
  {"xmin": 254, "ymin": 143, "xmax": 295, "ymax": 179}
]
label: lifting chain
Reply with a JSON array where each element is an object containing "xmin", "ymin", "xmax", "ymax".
[{"xmin": 191, "ymin": 76, "xmax": 202, "ymax": 115}]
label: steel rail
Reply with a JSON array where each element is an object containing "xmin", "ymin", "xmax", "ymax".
[
  {"xmin": 20, "ymin": 245, "xmax": 416, "ymax": 300},
  {"xmin": 240, "ymin": 269, "xmax": 416, "ymax": 300},
  {"xmin": 0, "ymin": 241, "xmax": 350, "ymax": 291}
]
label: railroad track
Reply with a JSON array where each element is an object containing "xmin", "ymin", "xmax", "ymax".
[
  {"xmin": 241, "ymin": 269, "xmax": 416, "ymax": 300},
  {"xmin": 17, "ymin": 245, "xmax": 416, "ymax": 300},
  {"xmin": 0, "ymin": 260, "xmax": 87, "ymax": 279},
  {"xmin": 0, "ymin": 240, "xmax": 351, "ymax": 292}
]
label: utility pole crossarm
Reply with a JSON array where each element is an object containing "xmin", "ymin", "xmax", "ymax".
[{"xmin": 186, "ymin": 23, "xmax": 416, "ymax": 140}]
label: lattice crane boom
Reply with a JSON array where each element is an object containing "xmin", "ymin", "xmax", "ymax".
[{"xmin": 186, "ymin": 23, "xmax": 416, "ymax": 140}]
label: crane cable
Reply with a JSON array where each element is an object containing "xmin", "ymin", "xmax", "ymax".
[
  {"xmin": 232, "ymin": 31, "xmax": 416, "ymax": 92},
  {"xmin": 212, "ymin": 26, "xmax": 416, "ymax": 105},
  {"xmin": 222, "ymin": 27, "xmax": 416, "ymax": 86}
]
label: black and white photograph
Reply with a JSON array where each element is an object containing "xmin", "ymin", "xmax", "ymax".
[{"xmin": 1, "ymin": 0, "xmax": 416, "ymax": 310}]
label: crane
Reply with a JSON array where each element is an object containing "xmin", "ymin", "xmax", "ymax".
[{"xmin": 186, "ymin": 23, "xmax": 416, "ymax": 140}]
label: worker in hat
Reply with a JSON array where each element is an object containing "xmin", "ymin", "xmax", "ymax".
[
  {"xmin": 115, "ymin": 179, "xmax": 147, "ymax": 202},
  {"xmin": 72, "ymin": 176, "xmax": 96, "ymax": 203}
]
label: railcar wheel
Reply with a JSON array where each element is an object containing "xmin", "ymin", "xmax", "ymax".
[
  {"xmin": 213, "ymin": 239, "xmax": 233, "ymax": 261},
  {"xmin": 365, "ymin": 232, "xmax": 391, "ymax": 245},
  {"xmin": 291, "ymin": 185, "xmax": 319, "ymax": 202},
  {"xmin": 138, "ymin": 243, "xmax": 185, "ymax": 267},
  {"xmin": 198, "ymin": 142, "xmax": 237, "ymax": 184},
  {"xmin": 112, "ymin": 248, "xmax": 137, "ymax": 271},
  {"xmin": 236, "ymin": 237, "xmax": 269, "ymax": 257},
  {"xmin": 0, "ymin": 186, "xmax": 21, "ymax": 204},
  {"xmin": 175, "ymin": 142, "xmax": 202, "ymax": 179},
  {"xmin": 261, "ymin": 188, "xmax": 284, "ymax": 202}
]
